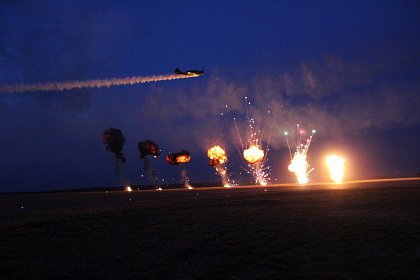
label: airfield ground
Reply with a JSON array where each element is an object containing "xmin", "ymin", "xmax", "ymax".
[{"xmin": 1, "ymin": 179, "xmax": 419, "ymax": 279}]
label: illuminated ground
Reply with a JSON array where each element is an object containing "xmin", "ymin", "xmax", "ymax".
[{"xmin": 1, "ymin": 178, "xmax": 419, "ymax": 279}]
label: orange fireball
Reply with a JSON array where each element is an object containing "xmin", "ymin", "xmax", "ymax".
[
  {"xmin": 207, "ymin": 145, "xmax": 227, "ymax": 166},
  {"xmin": 243, "ymin": 145, "xmax": 264, "ymax": 164},
  {"xmin": 166, "ymin": 150, "xmax": 191, "ymax": 165}
]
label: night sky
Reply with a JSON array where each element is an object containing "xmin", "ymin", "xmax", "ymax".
[{"xmin": 0, "ymin": 1, "xmax": 419, "ymax": 192}]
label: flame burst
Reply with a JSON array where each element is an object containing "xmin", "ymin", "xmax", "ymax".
[
  {"xmin": 125, "ymin": 185, "xmax": 132, "ymax": 192},
  {"xmin": 326, "ymin": 154, "xmax": 345, "ymax": 183},
  {"xmin": 208, "ymin": 145, "xmax": 231, "ymax": 187},
  {"xmin": 285, "ymin": 125, "xmax": 315, "ymax": 185},
  {"xmin": 235, "ymin": 97, "xmax": 271, "ymax": 186},
  {"xmin": 243, "ymin": 145, "xmax": 264, "ymax": 164}
]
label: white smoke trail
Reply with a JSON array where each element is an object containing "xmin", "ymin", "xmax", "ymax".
[{"xmin": 0, "ymin": 73, "xmax": 199, "ymax": 94}]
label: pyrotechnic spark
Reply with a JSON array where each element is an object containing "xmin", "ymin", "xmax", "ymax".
[
  {"xmin": 285, "ymin": 125, "xmax": 315, "ymax": 184},
  {"xmin": 208, "ymin": 145, "xmax": 231, "ymax": 187},
  {"xmin": 235, "ymin": 97, "xmax": 271, "ymax": 186},
  {"xmin": 138, "ymin": 140, "xmax": 160, "ymax": 187},
  {"xmin": 181, "ymin": 169, "xmax": 193, "ymax": 189},
  {"xmin": 0, "ymin": 73, "xmax": 200, "ymax": 94},
  {"xmin": 326, "ymin": 154, "xmax": 346, "ymax": 183}
]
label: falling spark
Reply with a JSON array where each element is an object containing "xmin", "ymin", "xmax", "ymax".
[
  {"xmin": 326, "ymin": 154, "xmax": 346, "ymax": 183},
  {"xmin": 285, "ymin": 125, "xmax": 316, "ymax": 184},
  {"xmin": 235, "ymin": 97, "xmax": 271, "ymax": 186},
  {"xmin": 208, "ymin": 145, "xmax": 231, "ymax": 187},
  {"xmin": 0, "ymin": 73, "xmax": 200, "ymax": 94}
]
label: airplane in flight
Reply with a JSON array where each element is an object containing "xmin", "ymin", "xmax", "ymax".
[{"xmin": 175, "ymin": 68, "xmax": 204, "ymax": 76}]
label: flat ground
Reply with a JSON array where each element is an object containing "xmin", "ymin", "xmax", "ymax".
[{"xmin": 1, "ymin": 179, "xmax": 419, "ymax": 279}]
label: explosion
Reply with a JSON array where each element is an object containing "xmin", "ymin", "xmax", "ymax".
[
  {"xmin": 165, "ymin": 151, "xmax": 191, "ymax": 165},
  {"xmin": 208, "ymin": 145, "xmax": 227, "ymax": 165},
  {"xmin": 138, "ymin": 140, "xmax": 160, "ymax": 188},
  {"xmin": 243, "ymin": 145, "xmax": 264, "ymax": 164},
  {"xmin": 326, "ymin": 154, "xmax": 346, "ymax": 183},
  {"xmin": 166, "ymin": 150, "xmax": 192, "ymax": 189},
  {"xmin": 285, "ymin": 125, "xmax": 315, "ymax": 185},
  {"xmin": 138, "ymin": 140, "xmax": 160, "ymax": 158},
  {"xmin": 208, "ymin": 145, "xmax": 231, "ymax": 187},
  {"xmin": 288, "ymin": 153, "xmax": 310, "ymax": 184},
  {"xmin": 125, "ymin": 185, "xmax": 132, "ymax": 192},
  {"xmin": 234, "ymin": 97, "xmax": 271, "ymax": 186},
  {"xmin": 102, "ymin": 128, "xmax": 126, "ymax": 162}
]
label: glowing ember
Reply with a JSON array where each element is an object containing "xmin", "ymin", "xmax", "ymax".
[
  {"xmin": 165, "ymin": 150, "xmax": 191, "ymax": 165},
  {"xmin": 326, "ymin": 154, "xmax": 346, "ymax": 183},
  {"xmin": 243, "ymin": 145, "xmax": 265, "ymax": 164},
  {"xmin": 125, "ymin": 185, "xmax": 132, "ymax": 192}
]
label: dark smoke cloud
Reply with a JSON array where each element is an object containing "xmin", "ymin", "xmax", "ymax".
[{"xmin": 103, "ymin": 128, "xmax": 126, "ymax": 162}]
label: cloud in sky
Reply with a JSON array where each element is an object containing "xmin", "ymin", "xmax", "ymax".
[{"xmin": 136, "ymin": 55, "xmax": 419, "ymax": 151}]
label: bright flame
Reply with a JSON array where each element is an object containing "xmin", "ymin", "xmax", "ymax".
[
  {"xmin": 125, "ymin": 185, "xmax": 132, "ymax": 192},
  {"xmin": 207, "ymin": 145, "xmax": 231, "ymax": 187},
  {"xmin": 285, "ymin": 125, "xmax": 316, "ymax": 185},
  {"xmin": 233, "ymin": 97, "xmax": 271, "ymax": 186},
  {"xmin": 288, "ymin": 153, "xmax": 311, "ymax": 184},
  {"xmin": 176, "ymin": 155, "xmax": 190, "ymax": 164},
  {"xmin": 207, "ymin": 145, "xmax": 227, "ymax": 165},
  {"xmin": 326, "ymin": 154, "xmax": 346, "ymax": 183},
  {"xmin": 243, "ymin": 145, "xmax": 264, "ymax": 164}
]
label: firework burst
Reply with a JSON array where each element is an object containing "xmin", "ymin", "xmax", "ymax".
[
  {"xmin": 284, "ymin": 124, "xmax": 316, "ymax": 184},
  {"xmin": 235, "ymin": 97, "xmax": 271, "ymax": 186}
]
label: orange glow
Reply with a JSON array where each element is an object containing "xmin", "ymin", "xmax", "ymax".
[
  {"xmin": 207, "ymin": 145, "xmax": 227, "ymax": 165},
  {"xmin": 166, "ymin": 151, "xmax": 191, "ymax": 165},
  {"xmin": 326, "ymin": 154, "xmax": 346, "ymax": 183},
  {"xmin": 288, "ymin": 153, "xmax": 309, "ymax": 184},
  {"xmin": 243, "ymin": 145, "xmax": 264, "ymax": 164},
  {"xmin": 125, "ymin": 185, "xmax": 132, "ymax": 192},
  {"xmin": 175, "ymin": 155, "xmax": 190, "ymax": 164}
]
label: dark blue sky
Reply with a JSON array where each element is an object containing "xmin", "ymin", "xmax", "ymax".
[{"xmin": 0, "ymin": 1, "xmax": 419, "ymax": 191}]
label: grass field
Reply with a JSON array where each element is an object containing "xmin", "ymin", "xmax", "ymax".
[{"xmin": 1, "ymin": 179, "xmax": 419, "ymax": 279}]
